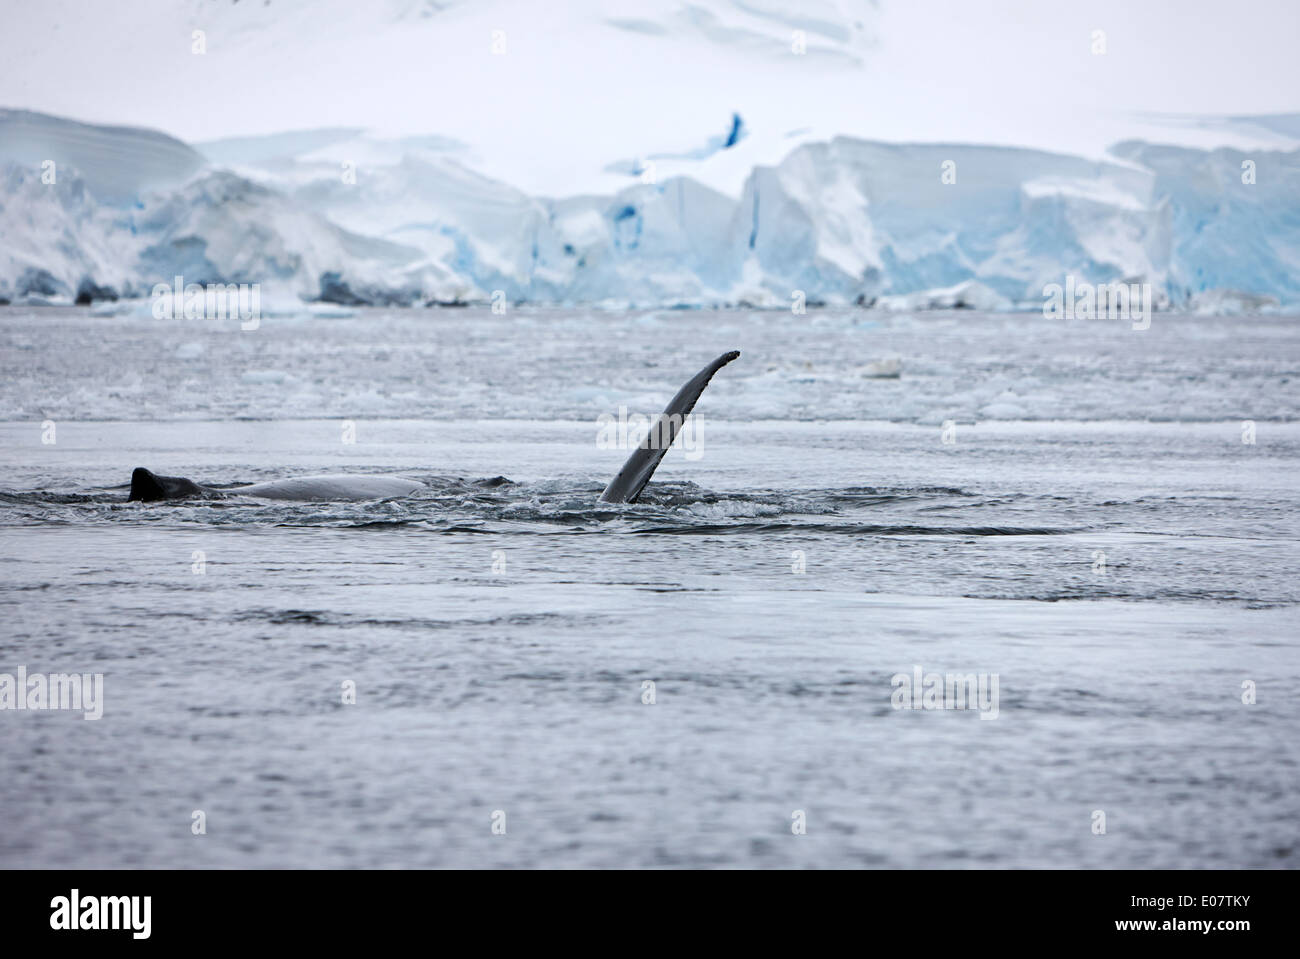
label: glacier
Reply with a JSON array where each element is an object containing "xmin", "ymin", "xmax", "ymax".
[{"xmin": 1, "ymin": 108, "xmax": 1297, "ymax": 311}]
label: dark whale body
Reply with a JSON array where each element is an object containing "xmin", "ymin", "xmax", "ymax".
[
  {"xmin": 129, "ymin": 468, "xmax": 205, "ymax": 502},
  {"xmin": 127, "ymin": 351, "xmax": 741, "ymax": 504},
  {"xmin": 599, "ymin": 350, "xmax": 740, "ymax": 503}
]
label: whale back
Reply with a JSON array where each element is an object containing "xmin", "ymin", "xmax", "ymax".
[
  {"xmin": 234, "ymin": 474, "xmax": 424, "ymax": 501},
  {"xmin": 599, "ymin": 350, "xmax": 740, "ymax": 504},
  {"xmin": 128, "ymin": 468, "xmax": 424, "ymax": 502}
]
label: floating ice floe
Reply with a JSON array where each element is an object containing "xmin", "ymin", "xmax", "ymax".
[{"xmin": 861, "ymin": 358, "xmax": 903, "ymax": 379}]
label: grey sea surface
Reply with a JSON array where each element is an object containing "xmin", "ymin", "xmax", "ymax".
[{"xmin": 1, "ymin": 306, "xmax": 1297, "ymax": 868}]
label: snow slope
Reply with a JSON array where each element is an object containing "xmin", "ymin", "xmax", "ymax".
[
  {"xmin": 3, "ymin": 0, "xmax": 1299, "ymax": 198},
  {"xmin": 0, "ymin": 109, "xmax": 203, "ymax": 203}
]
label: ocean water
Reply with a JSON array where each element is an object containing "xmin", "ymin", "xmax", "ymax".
[{"xmin": 1, "ymin": 306, "xmax": 1297, "ymax": 868}]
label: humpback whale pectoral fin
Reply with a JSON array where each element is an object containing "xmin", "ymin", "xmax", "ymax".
[
  {"xmin": 129, "ymin": 467, "xmax": 204, "ymax": 502},
  {"xmin": 599, "ymin": 350, "xmax": 740, "ymax": 504}
]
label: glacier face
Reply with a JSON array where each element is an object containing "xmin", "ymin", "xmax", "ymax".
[
  {"xmin": 1, "ymin": 110, "xmax": 1296, "ymax": 309},
  {"xmin": 1110, "ymin": 140, "xmax": 1300, "ymax": 304}
]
